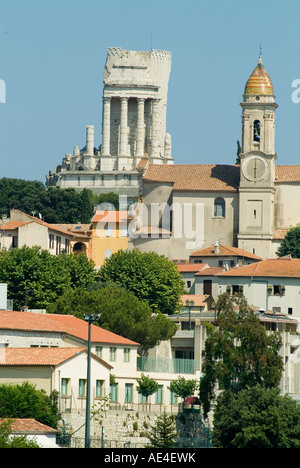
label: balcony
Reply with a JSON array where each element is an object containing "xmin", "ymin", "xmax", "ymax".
[{"xmin": 137, "ymin": 356, "xmax": 198, "ymax": 375}]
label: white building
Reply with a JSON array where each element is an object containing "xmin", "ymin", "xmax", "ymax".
[{"xmin": 0, "ymin": 210, "xmax": 76, "ymax": 254}]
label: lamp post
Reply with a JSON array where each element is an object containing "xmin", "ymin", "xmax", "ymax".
[
  {"xmin": 211, "ymin": 300, "xmax": 216, "ymax": 323},
  {"xmin": 185, "ymin": 300, "xmax": 194, "ymax": 330},
  {"xmin": 84, "ymin": 313, "xmax": 100, "ymax": 449}
]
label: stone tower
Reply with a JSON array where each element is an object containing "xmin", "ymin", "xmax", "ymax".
[
  {"xmin": 101, "ymin": 47, "xmax": 173, "ymax": 170},
  {"xmin": 46, "ymin": 47, "xmax": 173, "ymax": 202},
  {"xmin": 238, "ymin": 54, "xmax": 278, "ymax": 258}
]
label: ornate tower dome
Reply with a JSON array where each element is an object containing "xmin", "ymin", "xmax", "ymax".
[{"xmin": 244, "ymin": 55, "xmax": 274, "ymax": 96}]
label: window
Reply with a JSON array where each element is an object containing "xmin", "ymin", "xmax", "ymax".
[
  {"xmin": 155, "ymin": 385, "xmax": 163, "ymax": 404},
  {"xmin": 49, "ymin": 234, "xmax": 54, "ymax": 249},
  {"xmin": 79, "ymin": 379, "xmax": 86, "ymax": 397},
  {"xmin": 95, "ymin": 346, "xmax": 103, "ymax": 358},
  {"xmin": 56, "ymin": 236, "xmax": 61, "ymax": 255},
  {"xmin": 105, "ymin": 249, "xmax": 111, "ymax": 259},
  {"xmin": 214, "ymin": 198, "xmax": 225, "ymax": 217},
  {"xmin": 125, "ymin": 383, "xmax": 133, "ymax": 403},
  {"xmin": 123, "ymin": 348, "xmax": 130, "ymax": 362},
  {"xmin": 109, "ymin": 347, "xmax": 117, "ymax": 362},
  {"xmin": 96, "ymin": 380, "xmax": 104, "ymax": 398},
  {"xmin": 105, "ymin": 224, "xmax": 112, "ymax": 237},
  {"xmin": 288, "ymin": 308, "xmax": 293, "ymax": 315},
  {"xmin": 186, "ymin": 281, "xmax": 191, "ymax": 288},
  {"xmin": 65, "ymin": 238, "xmax": 70, "ymax": 254},
  {"xmin": 12, "ymin": 236, "xmax": 18, "ymax": 248},
  {"xmin": 253, "ymin": 120, "xmax": 260, "ymax": 142},
  {"xmin": 61, "ymin": 378, "xmax": 70, "ymax": 396},
  {"xmin": 170, "ymin": 391, "xmax": 178, "ymax": 405},
  {"xmin": 110, "ymin": 383, "xmax": 118, "ymax": 402}
]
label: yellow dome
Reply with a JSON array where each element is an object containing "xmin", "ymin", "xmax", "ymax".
[{"xmin": 244, "ymin": 56, "xmax": 274, "ymax": 96}]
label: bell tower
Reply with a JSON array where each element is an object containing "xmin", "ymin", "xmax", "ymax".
[{"xmin": 238, "ymin": 54, "xmax": 278, "ymax": 258}]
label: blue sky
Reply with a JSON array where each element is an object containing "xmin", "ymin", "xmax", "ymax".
[{"xmin": 0, "ymin": 0, "xmax": 299, "ymax": 182}]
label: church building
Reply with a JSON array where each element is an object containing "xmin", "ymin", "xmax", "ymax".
[
  {"xmin": 131, "ymin": 55, "xmax": 300, "ymax": 259},
  {"xmin": 46, "ymin": 48, "xmax": 300, "ymax": 260}
]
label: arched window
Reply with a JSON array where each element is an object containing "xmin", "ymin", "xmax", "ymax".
[
  {"xmin": 214, "ymin": 198, "xmax": 225, "ymax": 217},
  {"xmin": 253, "ymin": 120, "xmax": 260, "ymax": 142}
]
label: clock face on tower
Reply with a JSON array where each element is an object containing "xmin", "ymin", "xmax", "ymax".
[{"xmin": 242, "ymin": 155, "xmax": 269, "ymax": 182}]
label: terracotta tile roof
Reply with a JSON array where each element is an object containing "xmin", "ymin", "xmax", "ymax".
[
  {"xmin": 190, "ymin": 244, "xmax": 262, "ymax": 260},
  {"xmin": 10, "ymin": 210, "xmax": 75, "ymax": 237},
  {"xmin": 92, "ymin": 210, "xmax": 129, "ymax": 223},
  {"xmin": 52, "ymin": 224, "xmax": 92, "ymax": 237},
  {"xmin": 275, "ymin": 165, "xmax": 300, "ymax": 183},
  {"xmin": 1, "ymin": 418, "xmax": 58, "ymax": 434},
  {"xmin": 194, "ymin": 267, "xmax": 224, "ymax": 276},
  {"xmin": 177, "ymin": 263, "xmax": 209, "ymax": 272},
  {"xmin": 0, "ymin": 347, "xmax": 87, "ymax": 366},
  {"xmin": 143, "ymin": 164, "xmax": 240, "ymax": 192},
  {"xmin": 0, "ymin": 221, "xmax": 30, "ymax": 230},
  {"xmin": 217, "ymin": 258, "xmax": 300, "ymax": 278},
  {"xmin": 0, "ymin": 311, "xmax": 139, "ymax": 346},
  {"xmin": 181, "ymin": 294, "xmax": 211, "ymax": 307},
  {"xmin": 143, "ymin": 163, "xmax": 300, "ymax": 191},
  {"xmin": 136, "ymin": 157, "xmax": 149, "ymax": 170}
]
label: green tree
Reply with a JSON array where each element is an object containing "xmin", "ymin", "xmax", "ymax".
[
  {"xmin": 235, "ymin": 140, "xmax": 241, "ymax": 165},
  {"xmin": 47, "ymin": 285, "xmax": 177, "ymax": 354},
  {"xmin": 147, "ymin": 409, "xmax": 177, "ymax": 448},
  {"xmin": 0, "ymin": 382, "xmax": 60, "ymax": 429},
  {"xmin": 98, "ymin": 249, "xmax": 185, "ymax": 315},
  {"xmin": 96, "ymin": 192, "xmax": 120, "ymax": 210},
  {"xmin": 0, "ymin": 246, "xmax": 96, "ymax": 310},
  {"xmin": 212, "ymin": 386, "xmax": 300, "ymax": 448},
  {"xmin": 79, "ymin": 188, "xmax": 95, "ymax": 223},
  {"xmin": 136, "ymin": 374, "xmax": 158, "ymax": 405},
  {"xmin": 199, "ymin": 294, "xmax": 283, "ymax": 418},
  {"xmin": 0, "ymin": 420, "xmax": 41, "ymax": 448},
  {"xmin": 168, "ymin": 377, "xmax": 198, "ymax": 404},
  {"xmin": 0, "ymin": 178, "xmax": 96, "ymax": 224},
  {"xmin": 277, "ymin": 224, "xmax": 300, "ymax": 258}
]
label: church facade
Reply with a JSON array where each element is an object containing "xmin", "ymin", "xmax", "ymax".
[{"xmin": 131, "ymin": 55, "xmax": 300, "ymax": 259}]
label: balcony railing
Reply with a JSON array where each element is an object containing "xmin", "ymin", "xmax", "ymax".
[{"xmin": 137, "ymin": 356, "xmax": 198, "ymax": 375}]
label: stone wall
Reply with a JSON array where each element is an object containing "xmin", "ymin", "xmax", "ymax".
[{"xmin": 61, "ymin": 408, "xmax": 211, "ymax": 448}]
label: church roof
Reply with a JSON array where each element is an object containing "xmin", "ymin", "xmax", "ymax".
[
  {"xmin": 143, "ymin": 163, "xmax": 300, "ymax": 192},
  {"xmin": 275, "ymin": 165, "xmax": 300, "ymax": 182},
  {"xmin": 143, "ymin": 164, "xmax": 240, "ymax": 192},
  {"xmin": 244, "ymin": 55, "xmax": 274, "ymax": 96}
]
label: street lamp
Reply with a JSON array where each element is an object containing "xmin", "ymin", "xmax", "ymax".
[
  {"xmin": 84, "ymin": 313, "xmax": 100, "ymax": 449},
  {"xmin": 185, "ymin": 300, "xmax": 194, "ymax": 331},
  {"xmin": 211, "ymin": 300, "xmax": 216, "ymax": 323}
]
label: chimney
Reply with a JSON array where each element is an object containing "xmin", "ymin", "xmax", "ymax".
[{"xmin": 214, "ymin": 238, "xmax": 220, "ymax": 255}]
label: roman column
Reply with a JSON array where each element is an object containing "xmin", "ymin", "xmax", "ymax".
[
  {"xmin": 151, "ymin": 99, "xmax": 160, "ymax": 158},
  {"xmin": 136, "ymin": 98, "xmax": 145, "ymax": 157},
  {"xmin": 119, "ymin": 97, "xmax": 128, "ymax": 155},
  {"xmin": 102, "ymin": 97, "xmax": 111, "ymax": 155}
]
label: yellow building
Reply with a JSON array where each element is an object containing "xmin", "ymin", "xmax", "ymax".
[{"xmin": 91, "ymin": 210, "xmax": 130, "ymax": 268}]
